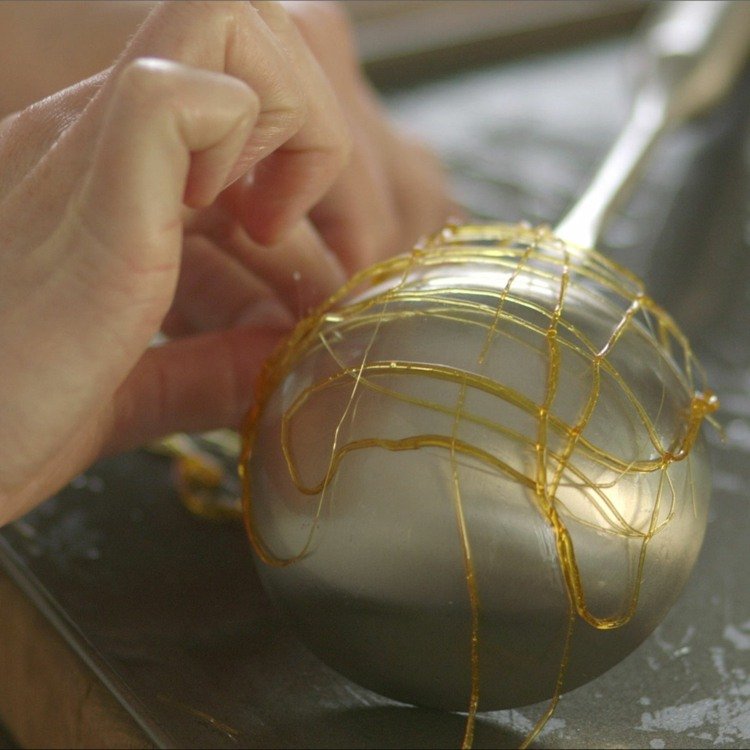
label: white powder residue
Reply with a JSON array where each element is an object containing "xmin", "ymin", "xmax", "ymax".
[
  {"xmin": 724, "ymin": 622, "xmax": 750, "ymax": 651},
  {"xmin": 486, "ymin": 709, "xmax": 566, "ymax": 737},
  {"xmin": 710, "ymin": 646, "xmax": 730, "ymax": 681},
  {"xmin": 639, "ymin": 697, "xmax": 750, "ymax": 743}
]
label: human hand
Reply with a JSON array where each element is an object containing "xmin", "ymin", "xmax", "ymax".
[
  {"xmin": 0, "ymin": 1, "xmax": 454, "ymax": 524},
  {"xmin": 282, "ymin": 1, "xmax": 456, "ymax": 273}
]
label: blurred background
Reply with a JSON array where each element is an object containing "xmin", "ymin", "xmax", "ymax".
[{"xmin": 350, "ymin": 0, "xmax": 645, "ymax": 82}]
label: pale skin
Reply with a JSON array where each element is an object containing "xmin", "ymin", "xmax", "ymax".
[{"xmin": 0, "ymin": 1, "xmax": 455, "ymax": 524}]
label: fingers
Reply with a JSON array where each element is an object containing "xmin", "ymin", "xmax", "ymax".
[
  {"xmin": 3, "ymin": 0, "xmax": 355, "ymax": 249},
  {"xmin": 381, "ymin": 129, "xmax": 463, "ymax": 251},
  {"xmin": 203, "ymin": 189, "xmax": 348, "ymax": 316},
  {"xmin": 306, "ymin": 124, "xmax": 458, "ymax": 274},
  {"xmin": 105, "ymin": 325, "xmax": 285, "ymax": 456},
  {"xmin": 74, "ymin": 58, "xmax": 259, "ymax": 356},
  {"xmin": 162, "ymin": 234, "xmax": 295, "ymax": 337},
  {"xmin": 0, "ymin": 55, "xmax": 262, "ymax": 515},
  {"xmin": 284, "ymin": 0, "xmax": 457, "ymax": 273},
  {"xmin": 0, "ymin": 55, "xmax": 261, "ymax": 418},
  {"xmin": 0, "ymin": 0, "xmax": 368, "ymax": 520},
  {"xmin": 82, "ymin": 57, "xmax": 258, "ymax": 228},
  {"xmin": 116, "ymin": 0, "xmax": 351, "ymax": 244},
  {"xmin": 230, "ymin": 1, "xmax": 351, "ymax": 244},
  {"xmin": 322, "ymin": 96, "xmax": 456, "ymax": 275},
  {"xmin": 234, "ymin": 219, "xmax": 347, "ymax": 317},
  {"xmin": 308, "ymin": 125, "xmax": 401, "ymax": 273}
]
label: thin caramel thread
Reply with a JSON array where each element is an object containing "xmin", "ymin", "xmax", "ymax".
[
  {"xmin": 519, "ymin": 601, "xmax": 576, "ymax": 750},
  {"xmin": 450, "ymin": 378, "xmax": 481, "ymax": 750},
  {"xmin": 318, "ymin": 369, "xmax": 660, "ymax": 543},
  {"xmin": 292, "ymin": 366, "xmax": 652, "ymax": 538},
  {"xmin": 296, "ymin": 291, "xmax": 681, "ymax": 462},
  {"xmin": 520, "ymin": 250, "xmax": 573, "ymax": 743},
  {"xmin": 280, "ymin": 360, "xmax": 673, "ymax": 479}
]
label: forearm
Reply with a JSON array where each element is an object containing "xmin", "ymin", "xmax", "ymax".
[{"xmin": 0, "ymin": 0, "xmax": 154, "ymax": 115}]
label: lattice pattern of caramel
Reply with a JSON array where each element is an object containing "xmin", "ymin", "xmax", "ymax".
[{"xmin": 240, "ymin": 223, "xmax": 716, "ymax": 749}]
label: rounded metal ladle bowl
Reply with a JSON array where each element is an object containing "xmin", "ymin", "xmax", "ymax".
[{"xmin": 241, "ymin": 0, "xmax": 746, "ymax": 720}]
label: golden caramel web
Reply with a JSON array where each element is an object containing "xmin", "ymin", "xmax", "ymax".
[{"xmin": 240, "ymin": 222, "xmax": 716, "ymax": 749}]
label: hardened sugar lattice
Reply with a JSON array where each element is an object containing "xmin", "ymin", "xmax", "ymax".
[{"xmin": 241, "ymin": 222, "xmax": 716, "ymax": 749}]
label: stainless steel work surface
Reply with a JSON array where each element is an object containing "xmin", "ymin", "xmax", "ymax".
[{"xmin": 1, "ymin": 38, "xmax": 749, "ymax": 749}]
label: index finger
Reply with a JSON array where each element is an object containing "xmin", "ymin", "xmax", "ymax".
[{"xmin": 119, "ymin": 0, "xmax": 351, "ymax": 243}]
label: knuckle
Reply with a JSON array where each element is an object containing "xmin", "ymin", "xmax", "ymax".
[{"xmin": 116, "ymin": 58, "xmax": 177, "ymax": 106}]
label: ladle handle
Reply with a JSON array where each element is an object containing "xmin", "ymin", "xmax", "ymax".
[{"xmin": 555, "ymin": 0, "xmax": 750, "ymax": 250}]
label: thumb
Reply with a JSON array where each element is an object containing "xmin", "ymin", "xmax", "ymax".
[{"xmin": 5, "ymin": 58, "xmax": 259, "ymax": 381}]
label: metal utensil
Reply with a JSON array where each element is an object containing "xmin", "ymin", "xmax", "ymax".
[{"xmin": 244, "ymin": 0, "xmax": 748, "ymax": 719}]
